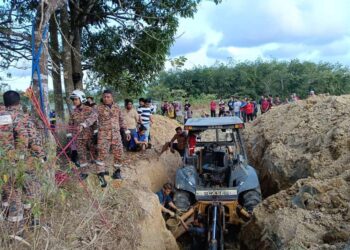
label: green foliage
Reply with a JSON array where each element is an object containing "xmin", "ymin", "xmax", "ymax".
[
  {"xmin": 169, "ymin": 56, "xmax": 188, "ymax": 69},
  {"xmin": 149, "ymin": 59, "xmax": 350, "ymax": 100},
  {"xmin": 189, "ymin": 93, "xmax": 217, "ymax": 105},
  {"xmin": 82, "ymin": 0, "xmax": 211, "ymax": 96}
]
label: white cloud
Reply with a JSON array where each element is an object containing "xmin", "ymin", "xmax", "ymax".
[{"xmin": 169, "ymin": 0, "xmax": 350, "ymax": 68}]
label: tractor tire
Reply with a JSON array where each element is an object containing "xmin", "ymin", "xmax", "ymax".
[{"xmin": 242, "ymin": 189, "xmax": 262, "ymax": 212}]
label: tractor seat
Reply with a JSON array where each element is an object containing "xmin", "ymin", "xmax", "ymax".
[{"xmin": 202, "ymin": 163, "xmax": 228, "ymax": 174}]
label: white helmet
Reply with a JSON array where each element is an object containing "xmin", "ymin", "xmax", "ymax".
[{"xmin": 70, "ymin": 89, "xmax": 87, "ymax": 103}]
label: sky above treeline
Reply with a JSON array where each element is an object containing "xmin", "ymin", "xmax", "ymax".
[
  {"xmin": 168, "ymin": 0, "xmax": 350, "ymax": 68},
  {"xmin": 2, "ymin": 0, "xmax": 350, "ymax": 90}
]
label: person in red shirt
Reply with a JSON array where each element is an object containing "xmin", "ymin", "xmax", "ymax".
[
  {"xmin": 245, "ymin": 100, "xmax": 254, "ymax": 122},
  {"xmin": 188, "ymin": 133, "xmax": 197, "ymax": 156},
  {"xmin": 210, "ymin": 100, "xmax": 216, "ymax": 117},
  {"xmin": 218, "ymin": 98, "xmax": 225, "ymax": 117},
  {"xmin": 260, "ymin": 97, "xmax": 270, "ymax": 114}
]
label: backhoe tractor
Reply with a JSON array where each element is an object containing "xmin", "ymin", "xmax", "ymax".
[{"xmin": 169, "ymin": 117, "xmax": 261, "ymax": 250}]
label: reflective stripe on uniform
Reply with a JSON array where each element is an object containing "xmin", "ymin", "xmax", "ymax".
[
  {"xmin": 80, "ymin": 163, "xmax": 88, "ymax": 167},
  {"xmin": 23, "ymin": 204, "xmax": 31, "ymax": 209},
  {"xmin": 7, "ymin": 214, "xmax": 24, "ymax": 222},
  {"xmin": 95, "ymin": 160, "xmax": 104, "ymax": 166}
]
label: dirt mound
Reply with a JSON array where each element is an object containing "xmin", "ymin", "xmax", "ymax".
[
  {"xmin": 241, "ymin": 95, "xmax": 350, "ymax": 249},
  {"xmin": 244, "ymin": 95, "xmax": 350, "ymax": 196},
  {"xmin": 150, "ymin": 115, "xmax": 181, "ymax": 146},
  {"xmin": 241, "ymin": 171, "xmax": 350, "ymax": 249},
  {"xmin": 1, "ymin": 115, "xmax": 181, "ymax": 249}
]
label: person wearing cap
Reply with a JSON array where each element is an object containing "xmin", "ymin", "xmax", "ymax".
[
  {"xmin": 67, "ymin": 90, "xmax": 98, "ymax": 181},
  {"xmin": 94, "ymin": 89, "xmax": 130, "ymax": 182}
]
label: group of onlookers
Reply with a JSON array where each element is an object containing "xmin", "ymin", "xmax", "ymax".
[
  {"xmin": 161, "ymin": 100, "xmax": 193, "ymax": 123},
  {"xmin": 208, "ymin": 92, "xmax": 310, "ymax": 122}
]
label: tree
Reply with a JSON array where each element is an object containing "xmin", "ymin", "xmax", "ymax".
[
  {"xmin": 0, "ymin": 1, "xmax": 32, "ymax": 68},
  {"xmin": 49, "ymin": 15, "xmax": 64, "ymax": 120},
  {"xmin": 151, "ymin": 59, "xmax": 350, "ymax": 100},
  {"xmin": 32, "ymin": 0, "xmax": 65, "ymax": 121},
  {"xmin": 82, "ymin": 0, "xmax": 203, "ymax": 93},
  {"xmin": 1, "ymin": 0, "xmax": 219, "ymax": 101}
]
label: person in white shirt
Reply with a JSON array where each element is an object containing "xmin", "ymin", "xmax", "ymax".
[{"xmin": 233, "ymin": 97, "xmax": 242, "ymax": 117}]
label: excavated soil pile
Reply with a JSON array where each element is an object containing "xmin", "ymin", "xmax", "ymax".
[
  {"xmin": 2, "ymin": 115, "xmax": 181, "ymax": 250},
  {"xmin": 240, "ymin": 95, "xmax": 350, "ymax": 249}
]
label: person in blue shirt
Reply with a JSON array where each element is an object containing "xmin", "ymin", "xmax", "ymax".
[
  {"xmin": 179, "ymin": 213, "xmax": 207, "ymax": 250},
  {"xmin": 129, "ymin": 125, "xmax": 148, "ymax": 151},
  {"xmin": 156, "ymin": 183, "xmax": 179, "ymax": 217}
]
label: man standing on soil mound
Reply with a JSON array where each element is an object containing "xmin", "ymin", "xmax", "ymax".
[{"xmin": 91, "ymin": 90, "xmax": 130, "ymax": 186}]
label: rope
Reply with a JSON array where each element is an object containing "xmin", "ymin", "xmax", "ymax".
[
  {"xmin": 26, "ymin": 88, "xmax": 112, "ymax": 229},
  {"xmin": 28, "ymin": 18, "xmax": 112, "ymax": 229},
  {"xmin": 31, "ymin": 18, "xmax": 49, "ymax": 116},
  {"xmin": 26, "ymin": 18, "xmax": 111, "ymax": 229}
]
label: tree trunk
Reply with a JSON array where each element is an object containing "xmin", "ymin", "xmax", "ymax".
[
  {"xmin": 49, "ymin": 15, "xmax": 64, "ymax": 121},
  {"xmin": 71, "ymin": 27, "xmax": 83, "ymax": 90},
  {"xmin": 69, "ymin": 0, "xmax": 83, "ymax": 90},
  {"xmin": 60, "ymin": 3, "xmax": 74, "ymax": 113},
  {"xmin": 32, "ymin": 0, "xmax": 65, "ymax": 141},
  {"xmin": 33, "ymin": 1, "xmax": 64, "ymax": 118}
]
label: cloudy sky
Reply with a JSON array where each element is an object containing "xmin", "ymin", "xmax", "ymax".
[
  {"xmin": 169, "ymin": 0, "xmax": 350, "ymax": 68},
  {"xmin": 2, "ymin": 0, "xmax": 350, "ymax": 90}
]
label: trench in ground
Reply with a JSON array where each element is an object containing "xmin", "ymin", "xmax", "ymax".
[{"xmin": 137, "ymin": 149, "xmax": 281, "ymax": 250}]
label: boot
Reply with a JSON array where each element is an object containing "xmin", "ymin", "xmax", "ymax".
[
  {"xmin": 79, "ymin": 173, "xmax": 89, "ymax": 180},
  {"xmin": 111, "ymin": 169, "xmax": 122, "ymax": 180},
  {"xmin": 29, "ymin": 214, "xmax": 40, "ymax": 229},
  {"xmin": 97, "ymin": 173, "xmax": 107, "ymax": 188},
  {"xmin": 75, "ymin": 161, "xmax": 89, "ymax": 180}
]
